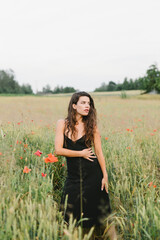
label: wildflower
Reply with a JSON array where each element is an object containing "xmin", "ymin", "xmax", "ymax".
[
  {"xmin": 10, "ymin": 145, "xmax": 12, "ymax": 147},
  {"xmin": 24, "ymin": 144, "xmax": 28, "ymax": 148},
  {"xmin": 62, "ymin": 163, "xmax": 65, "ymax": 167},
  {"xmin": 0, "ymin": 152, "xmax": 2, "ymax": 156},
  {"xmin": 150, "ymin": 133, "xmax": 155, "ymax": 136},
  {"xmin": 148, "ymin": 182, "xmax": 156, "ymax": 188},
  {"xmin": 23, "ymin": 166, "xmax": 31, "ymax": 173},
  {"xmin": 16, "ymin": 140, "xmax": 19, "ymax": 144},
  {"xmin": 17, "ymin": 122, "xmax": 21, "ymax": 125},
  {"xmin": 31, "ymin": 131, "xmax": 35, "ymax": 135},
  {"xmin": 20, "ymin": 156, "xmax": 23, "ymax": 159},
  {"xmin": 126, "ymin": 129, "xmax": 133, "ymax": 132},
  {"xmin": 41, "ymin": 173, "xmax": 47, "ymax": 177},
  {"xmin": 105, "ymin": 137, "xmax": 108, "ymax": 140},
  {"xmin": 34, "ymin": 150, "xmax": 42, "ymax": 156},
  {"xmin": 148, "ymin": 182, "xmax": 153, "ymax": 187},
  {"xmin": 153, "ymin": 129, "xmax": 157, "ymax": 132},
  {"xmin": 126, "ymin": 147, "xmax": 131, "ymax": 149},
  {"xmin": 44, "ymin": 153, "xmax": 58, "ymax": 163}
]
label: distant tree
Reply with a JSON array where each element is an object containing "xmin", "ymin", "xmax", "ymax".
[
  {"xmin": 63, "ymin": 86, "xmax": 76, "ymax": 93},
  {"xmin": 0, "ymin": 69, "xmax": 20, "ymax": 93},
  {"xmin": 122, "ymin": 77, "xmax": 130, "ymax": 90},
  {"xmin": 116, "ymin": 83, "xmax": 123, "ymax": 91},
  {"xmin": 21, "ymin": 84, "xmax": 33, "ymax": 94},
  {"xmin": 94, "ymin": 82, "xmax": 108, "ymax": 92},
  {"xmin": 42, "ymin": 84, "xmax": 53, "ymax": 94},
  {"xmin": 144, "ymin": 64, "xmax": 160, "ymax": 93},
  {"xmin": 107, "ymin": 81, "xmax": 116, "ymax": 91},
  {"xmin": 52, "ymin": 85, "xmax": 62, "ymax": 94},
  {"xmin": 128, "ymin": 79, "xmax": 135, "ymax": 90},
  {"xmin": 0, "ymin": 69, "xmax": 33, "ymax": 94},
  {"xmin": 52, "ymin": 85, "xmax": 76, "ymax": 94}
]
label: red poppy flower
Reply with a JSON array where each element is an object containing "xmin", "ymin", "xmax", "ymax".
[
  {"xmin": 23, "ymin": 166, "xmax": 31, "ymax": 173},
  {"xmin": 20, "ymin": 156, "xmax": 23, "ymax": 160},
  {"xmin": 153, "ymin": 129, "xmax": 157, "ymax": 132},
  {"xmin": 34, "ymin": 150, "xmax": 42, "ymax": 156},
  {"xmin": 44, "ymin": 153, "xmax": 58, "ymax": 163},
  {"xmin": 41, "ymin": 173, "xmax": 47, "ymax": 177},
  {"xmin": 0, "ymin": 152, "xmax": 2, "ymax": 156},
  {"xmin": 105, "ymin": 137, "xmax": 108, "ymax": 140},
  {"xmin": 126, "ymin": 129, "xmax": 130, "ymax": 131},
  {"xmin": 150, "ymin": 133, "xmax": 155, "ymax": 136},
  {"xmin": 148, "ymin": 182, "xmax": 153, "ymax": 187},
  {"xmin": 62, "ymin": 163, "xmax": 65, "ymax": 167},
  {"xmin": 153, "ymin": 185, "xmax": 156, "ymax": 188}
]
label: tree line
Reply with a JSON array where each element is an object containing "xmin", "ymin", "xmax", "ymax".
[
  {"xmin": 39, "ymin": 84, "xmax": 77, "ymax": 94},
  {"xmin": 94, "ymin": 64, "xmax": 160, "ymax": 93},
  {"xmin": 0, "ymin": 64, "xmax": 160, "ymax": 94},
  {"xmin": 0, "ymin": 69, "xmax": 33, "ymax": 94}
]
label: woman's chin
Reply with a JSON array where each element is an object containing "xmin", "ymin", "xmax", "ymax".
[{"xmin": 82, "ymin": 112, "xmax": 89, "ymax": 116}]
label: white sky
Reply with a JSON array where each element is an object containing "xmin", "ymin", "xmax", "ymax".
[{"xmin": 0, "ymin": 0, "xmax": 160, "ymax": 93}]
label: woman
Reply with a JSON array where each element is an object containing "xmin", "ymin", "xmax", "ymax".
[{"xmin": 55, "ymin": 91, "xmax": 117, "ymax": 239}]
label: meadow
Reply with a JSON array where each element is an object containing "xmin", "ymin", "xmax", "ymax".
[{"xmin": 0, "ymin": 92, "xmax": 160, "ymax": 240}]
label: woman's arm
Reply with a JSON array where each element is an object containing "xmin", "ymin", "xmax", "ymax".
[
  {"xmin": 93, "ymin": 126, "xmax": 109, "ymax": 193},
  {"xmin": 54, "ymin": 119, "xmax": 95, "ymax": 161}
]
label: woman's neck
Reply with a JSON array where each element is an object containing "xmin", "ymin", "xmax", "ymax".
[{"xmin": 76, "ymin": 114, "xmax": 83, "ymax": 124}]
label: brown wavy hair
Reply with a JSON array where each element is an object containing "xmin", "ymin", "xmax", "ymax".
[{"xmin": 64, "ymin": 91, "xmax": 97, "ymax": 147}]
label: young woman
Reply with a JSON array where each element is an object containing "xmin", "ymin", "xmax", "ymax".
[{"xmin": 55, "ymin": 91, "xmax": 117, "ymax": 239}]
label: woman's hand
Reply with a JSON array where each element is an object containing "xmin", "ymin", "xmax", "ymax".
[
  {"xmin": 101, "ymin": 175, "xmax": 109, "ymax": 193},
  {"xmin": 81, "ymin": 148, "xmax": 97, "ymax": 161}
]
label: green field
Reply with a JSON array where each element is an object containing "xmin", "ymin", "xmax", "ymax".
[{"xmin": 0, "ymin": 92, "xmax": 160, "ymax": 239}]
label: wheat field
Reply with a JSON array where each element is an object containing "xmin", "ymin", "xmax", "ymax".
[{"xmin": 0, "ymin": 92, "xmax": 160, "ymax": 240}]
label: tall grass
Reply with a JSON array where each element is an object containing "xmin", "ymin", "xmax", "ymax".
[{"xmin": 0, "ymin": 95, "xmax": 160, "ymax": 239}]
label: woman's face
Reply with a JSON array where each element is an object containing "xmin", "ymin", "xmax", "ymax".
[{"xmin": 73, "ymin": 96, "xmax": 90, "ymax": 116}]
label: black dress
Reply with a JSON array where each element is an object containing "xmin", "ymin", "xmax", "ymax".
[{"xmin": 60, "ymin": 134, "xmax": 111, "ymax": 228}]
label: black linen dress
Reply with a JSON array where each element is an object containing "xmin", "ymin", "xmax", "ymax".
[{"xmin": 60, "ymin": 134, "xmax": 111, "ymax": 228}]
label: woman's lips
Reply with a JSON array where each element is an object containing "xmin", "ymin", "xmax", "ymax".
[{"xmin": 84, "ymin": 109, "xmax": 89, "ymax": 112}]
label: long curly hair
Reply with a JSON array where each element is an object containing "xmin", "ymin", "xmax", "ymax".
[{"xmin": 64, "ymin": 91, "xmax": 97, "ymax": 147}]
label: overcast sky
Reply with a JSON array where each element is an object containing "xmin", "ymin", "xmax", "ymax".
[{"xmin": 0, "ymin": 0, "xmax": 160, "ymax": 93}]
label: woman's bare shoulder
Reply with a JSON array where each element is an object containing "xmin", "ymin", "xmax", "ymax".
[
  {"xmin": 56, "ymin": 119, "xmax": 65, "ymax": 128},
  {"xmin": 57, "ymin": 119, "xmax": 65, "ymax": 124}
]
